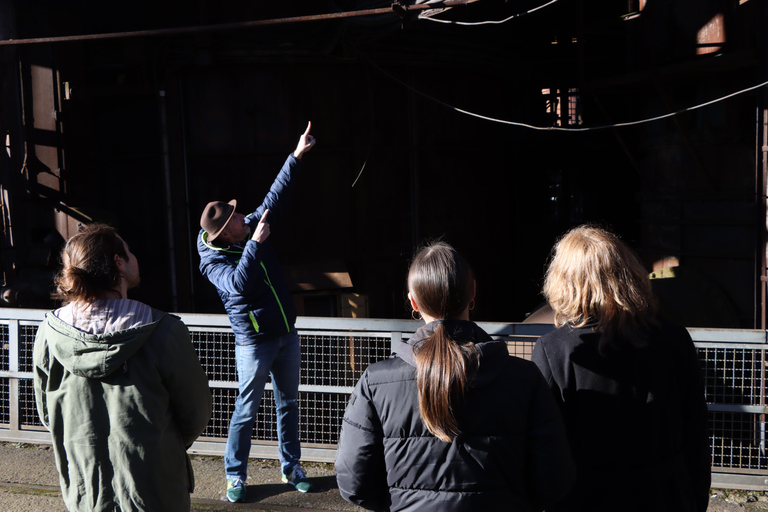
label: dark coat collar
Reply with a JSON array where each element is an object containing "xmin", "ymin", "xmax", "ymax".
[{"xmin": 395, "ymin": 320, "xmax": 509, "ymax": 389}]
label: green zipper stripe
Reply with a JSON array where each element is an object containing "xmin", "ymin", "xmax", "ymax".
[
  {"xmin": 260, "ymin": 262, "xmax": 290, "ymax": 333},
  {"xmin": 248, "ymin": 311, "xmax": 260, "ymax": 333}
]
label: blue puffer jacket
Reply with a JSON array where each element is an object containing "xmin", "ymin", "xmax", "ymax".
[{"xmin": 197, "ymin": 154, "xmax": 300, "ymax": 345}]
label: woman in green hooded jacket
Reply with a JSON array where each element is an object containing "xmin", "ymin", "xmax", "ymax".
[{"xmin": 34, "ymin": 223, "xmax": 212, "ymax": 512}]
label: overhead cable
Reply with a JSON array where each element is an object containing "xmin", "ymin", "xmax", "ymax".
[
  {"xmin": 419, "ymin": 0, "xmax": 559, "ymax": 25},
  {"xmin": 368, "ymin": 57, "xmax": 768, "ymax": 131}
]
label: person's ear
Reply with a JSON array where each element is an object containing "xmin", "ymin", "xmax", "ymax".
[
  {"xmin": 408, "ymin": 292, "xmax": 419, "ymax": 312},
  {"xmin": 114, "ymin": 254, "xmax": 125, "ymax": 272},
  {"xmin": 472, "ymin": 279, "xmax": 477, "ymax": 301}
]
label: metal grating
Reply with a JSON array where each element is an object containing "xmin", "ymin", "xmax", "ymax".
[
  {"xmin": 19, "ymin": 325, "xmax": 37, "ymax": 373},
  {"xmin": 192, "ymin": 329, "xmax": 392, "ymax": 445},
  {"xmin": 699, "ymin": 347, "xmax": 764, "ymax": 404},
  {"xmin": 202, "ymin": 387, "xmax": 237, "ymax": 439},
  {"xmin": 201, "ymin": 389, "xmax": 351, "ymax": 446},
  {"xmin": 190, "ymin": 330, "xmax": 237, "ymax": 382},
  {"xmin": 253, "ymin": 391, "xmax": 278, "ymax": 441},
  {"xmin": 0, "ymin": 378, "xmax": 8, "ymax": 425},
  {"xmin": 299, "ymin": 391, "xmax": 349, "ymax": 444},
  {"xmin": 204, "ymin": 389, "xmax": 286, "ymax": 443},
  {"xmin": 301, "ymin": 333, "xmax": 391, "ymax": 387},
  {"xmin": 696, "ymin": 344, "xmax": 767, "ymax": 472},
  {"xmin": 0, "ymin": 325, "xmax": 8, "ymax": 372},
  {"xmin": 19, "ymin": 379, "xmax": 42, "ymax": 427},
  {"xmin": 500, "ymin": 338, "xmax": 536, "ymax": 360},
  {"xmin": 709, "ymin": 411, "xmax": 766, "ymax": 470}
]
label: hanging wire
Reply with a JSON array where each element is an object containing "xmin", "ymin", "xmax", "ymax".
[
  {"xmin": 419, "ymin": 0, "xmax": 559, "ymax": 25},
  {"xmin": 366, "ymin": 56, "xmax": 768, "ymax": 131}
]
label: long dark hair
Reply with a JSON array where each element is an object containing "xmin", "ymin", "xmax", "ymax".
[
  {"xmin": 408, "ymin": 241, "xmax": 477, "ymax": 442},
  {"xmin": 54, "ymin": 223, "xmax": 128, "ymax": 304}
]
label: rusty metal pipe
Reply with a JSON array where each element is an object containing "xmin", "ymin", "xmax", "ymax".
[{"xmin": 0, "ymin": 1, "xmax": 481, "ymax": 46}]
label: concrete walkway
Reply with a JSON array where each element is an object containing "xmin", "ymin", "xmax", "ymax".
[
  {"xmin": 0, "ymin": 442, "xmax": 766, "ymax": 511},
  {"xmin": 0, "ymin": 442, "xmax": 363, "ymax": 512}
]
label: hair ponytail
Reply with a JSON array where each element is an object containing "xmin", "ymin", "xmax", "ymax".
[
  {"xmin": 414, "ymin": 323, "xmax": 477, "ymax": 442},
  {"xmin": 408, "ymin": 241, "xmax": 477, "ymax": 442}
]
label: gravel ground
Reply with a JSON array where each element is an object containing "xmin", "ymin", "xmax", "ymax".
[{"xmin": 709, "ymin": 489, "xmax": 768, "ymax": 512}]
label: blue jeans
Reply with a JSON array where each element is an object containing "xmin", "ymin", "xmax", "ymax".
[{"xmin": 225, "ymin": 328, "xmax": 301, "ymax": 479}]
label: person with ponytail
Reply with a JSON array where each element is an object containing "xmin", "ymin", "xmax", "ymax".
[
  {"xmin": 336, "ymin": 241, "xmax": 575, "ymax": 512},
  {"xmin": 531, "ymin": 225, "xmax": 710, "ymax": 512}
]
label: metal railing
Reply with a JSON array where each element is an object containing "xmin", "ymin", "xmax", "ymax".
[{"xmin": 2, "ymin": 307, "xmax": 767, "ymax": 490}]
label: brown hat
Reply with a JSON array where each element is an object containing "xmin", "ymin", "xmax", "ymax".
[{"xmin": 201, "ymin": 199, "xmax": 237, "ymax": 241}]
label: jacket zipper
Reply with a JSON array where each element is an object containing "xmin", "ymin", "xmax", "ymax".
[{"xmin": 205, "ymin": 231, "xmax": 289, "ymax": 335}]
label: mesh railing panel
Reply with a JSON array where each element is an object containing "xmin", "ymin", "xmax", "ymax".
[
  {"xmin": 300, "ymin": 391, "xmax": 349, "ymax": 445},
  {"xmin": 709, "ymin": 411, "xmax": 766, "ymax": 470},
  {"xmin": 1, "ymin": 313, "xmax": 767, "ymax": 481},
  {"xmin": 204, "ymin": 389, "xmax": 282, "ymax": 443},
  {"xmin": 190, "ymin": 330, "xmax": 238, "ymax": 382},
  {"xmin": 501, "ymin": 338, "xmax": 536, "ymax": 360},
  {"xmin": 19, "ymin": 378, "xmax": 43, "ymax": 427},
  {"xmin": 698, "ymin": 345, "xmax": 766, "ymax": 471},
  {"xmin": 203, "ymin": 387, "xmax": 238, "ymax": 439},
  {"xmin": 699, "ymin": 346, "xmax": 764, "ymax": 405},
  {"xmin": 301, "ymin": 333, "xmax": 391, "ymax": 387},
  {"xmin": 19, "ymin": 326, "xmax": 37, "ymax": 373},
  {"xmin": 195, "ymin": 331, "xmax": 390, "ymax": 444},
  {"xmin": 0, "ymin": 325, "xmax": 8, "ymax": 372},
  {"xmin": 203, "ymin": 390, "xmax": 353, "ymax": 445},
  {"xmin": 0, "ymin": 378, "xmax": 9, "ymax": 426}
]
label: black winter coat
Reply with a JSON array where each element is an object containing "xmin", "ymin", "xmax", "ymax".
[
  {"xmin": 531, "ymin": 317, "xmax": 711, "ymax": 512},
  {"xmin": 335, "ymin": 320, "xmax": 576, "ymax": 512}
]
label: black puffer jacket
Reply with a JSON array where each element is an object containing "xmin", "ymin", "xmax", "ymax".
[{"xmin": 335, "ymin": 320, "xmax": 576, "ymax": 512}]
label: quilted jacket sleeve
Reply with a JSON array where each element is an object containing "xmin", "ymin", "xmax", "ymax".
[
  {"xmin": 335, "ymin": 371, "xmax": 390, "ymax": 512},
  {"xmin": 200, "ymin": 240, "xmax": 266, "ymax": 296},
  {"xmin": 248, "ymin": 154, "xmax": 302, "ymax": 230}
]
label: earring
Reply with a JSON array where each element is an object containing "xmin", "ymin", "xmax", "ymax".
[
  {"xmin": 469, "ymin": 300, "xmax": 475, "ymax": 311},
  {"xmin": 412, "ymin": 310, "xmax": 422, "ymax": 320}
]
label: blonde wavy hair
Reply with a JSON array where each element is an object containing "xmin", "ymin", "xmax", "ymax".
[{"xmin": 543, "ymin": 225, "xmax": 657, "ymax": 351}]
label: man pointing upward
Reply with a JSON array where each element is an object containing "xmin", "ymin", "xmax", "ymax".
[{"xmin": 197, "ymin": 122, "xmax": 316, "ymax": 503}]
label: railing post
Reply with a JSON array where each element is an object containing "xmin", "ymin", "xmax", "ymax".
[
  {"xmin": 391, "ymin": 331, "xmax": 402, "ymax": 355},
  {"xmin": 7, "ymin": 319, "xmax": 19, "ymax": 436},
  {"xmin": 761, "ymin": 331, "xmax": 766, "ymax": 455}
]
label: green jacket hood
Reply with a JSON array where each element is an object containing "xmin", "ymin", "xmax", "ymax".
[{"xmin": 43, "ymin": 309, "xmax": 166, "ymax": 379}]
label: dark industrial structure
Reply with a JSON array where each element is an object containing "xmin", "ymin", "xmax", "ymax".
[{"xmin": 0, "ymin": 0, "xmax": 765, "ymax": 328}]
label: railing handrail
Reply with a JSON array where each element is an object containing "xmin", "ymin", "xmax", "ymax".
[{"xmin": 3, "ymin": 306, "xmax": 766, "ymax": 342}]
